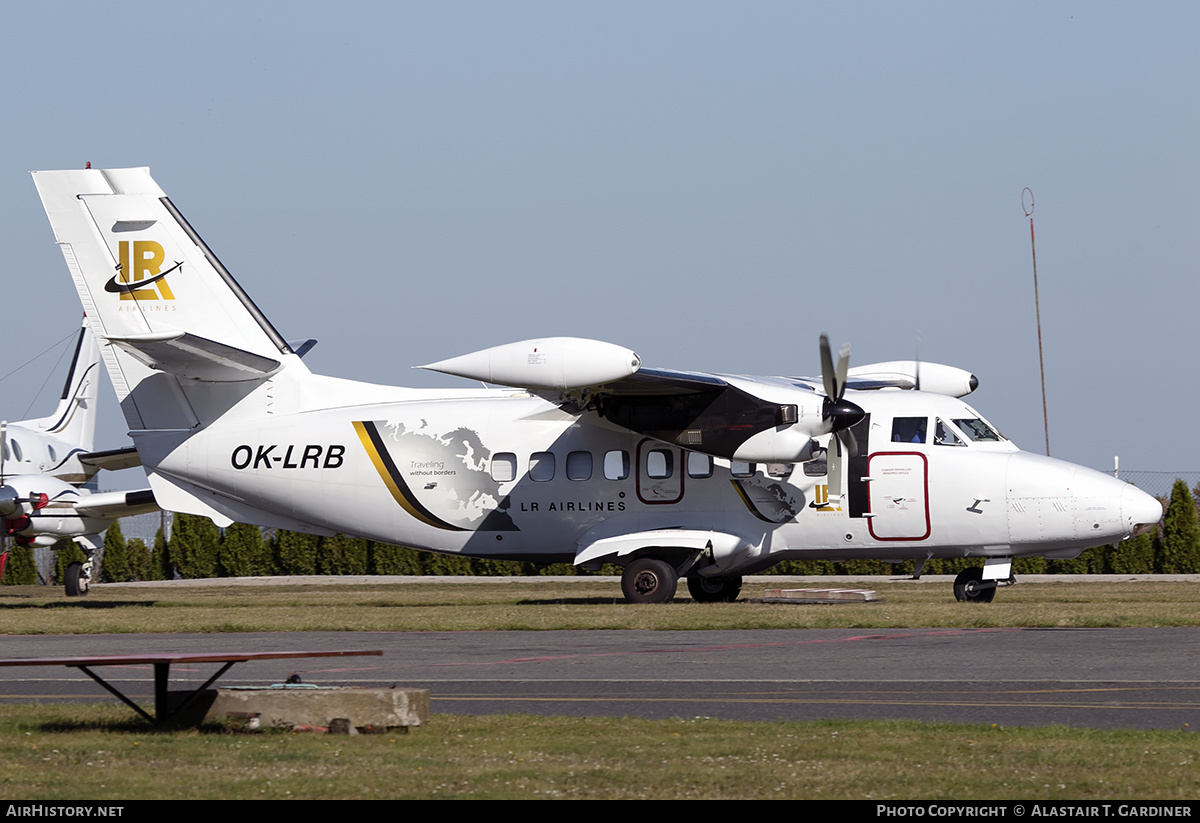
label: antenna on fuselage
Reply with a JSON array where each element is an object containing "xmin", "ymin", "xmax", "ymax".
[{"xmin": 1023, "ymin": 187, "xmax": 1051, "ymax": 456}]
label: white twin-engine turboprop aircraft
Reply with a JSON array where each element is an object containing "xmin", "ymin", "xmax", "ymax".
[
  {"xmin": 0, "ymin": 317, "xmax": 157, "ymax": 595},
  {"xmin": 32, "ymin": 167, "xmax": 1162, "ymax": 604}
]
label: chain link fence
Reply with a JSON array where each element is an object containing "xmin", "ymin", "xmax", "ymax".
[{"xmin": 1117, "ymin": 471, "xmax": 1200, "ymax": 500}]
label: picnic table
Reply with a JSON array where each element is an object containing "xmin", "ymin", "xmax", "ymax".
[{"xmin": 0, "ymin": 650, "xmax": 383, "ymax": 724}]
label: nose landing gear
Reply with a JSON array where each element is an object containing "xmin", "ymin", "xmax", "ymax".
[{"xmin": 952, "ymin": 563, "xmax": 1015, "ymax": 603}]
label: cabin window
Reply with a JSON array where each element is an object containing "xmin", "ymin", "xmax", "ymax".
[
  {"xmin": 934, "ymin": 419, "xmax": 965, "ymax": 447},
  {"xmin": 604, "ymin": 450, "xmax": 630, "ymax": 480},
  {"xmin": 491, "ymin": 452, "xmax": 517, "ymax": 482},
  {"xmin": 891, "ymin": 417, "xmax": 927, "ymax": 444},
  {"xmin": 687, "ymin": 452, "xmax": 713, "ymax": 478},
  {"xmin": 646, "ymin": 449, "xmax": 673, "ymax": 479},
  {"xmin": 529, "ymin": 451, "xmax": 555, "ymax": 481},
  {"xmin": 766, "ymin": 462, "xmax": 793, "ymax": 478},
  {"xmin": 566, "ymin": 451, "xmax": 593, "ymax": 481},
  {"xmin": 730, "ymin": 461, "xmax": 756, "ymax": 477},
  {"xmin": 953, "ymin": 417, "xmax": 1003, "ymax": 442}
]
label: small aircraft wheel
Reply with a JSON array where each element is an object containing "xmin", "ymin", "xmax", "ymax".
[
  {"xmin": 686, "ymin": 574, "xmax": 743, "ymax": 603},
  {"xmin": 64, "ymin": 562, "xmax": 89, "ymax": 597},
  {"xmin": 621, "ymin": 558, "xmax": 678, "ymax": 604},
  {"xmin": 953, "ymin": 567, "xmax": 994, "ymax": 603}
]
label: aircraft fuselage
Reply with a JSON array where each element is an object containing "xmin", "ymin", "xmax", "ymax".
[{"xmin": 145, "ymin": 382, "xmax": 1157, "ymax": 578}]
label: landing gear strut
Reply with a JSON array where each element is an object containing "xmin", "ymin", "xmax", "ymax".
[{"xmin": 621, "ymin": 558, "xmax": 678, "ymax": 604}]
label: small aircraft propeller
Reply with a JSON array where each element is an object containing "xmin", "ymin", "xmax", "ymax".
[
  {"xmin": 818, "ymin": 335, "xmax": 866, "ymax": 500},
  {"xmin": 818, "ymin": 335, "xmax": 865, "ymax": 438},
  {"xmin": 0, "ymin": 422, "xmax": 51, "ymax": 525}
]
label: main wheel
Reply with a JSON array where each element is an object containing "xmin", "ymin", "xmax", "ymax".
[
  {"xmin": 621, "ymin": 558, "xmax": 678, "ymax": 604},
  {"xmin": 65, "ymin": 562, "xmax": 89, "ymax": 597},
  {"xmin": 686, "ymin": 574, "xmax": 743, "ymax": 603},
  {"xmin": 952, "ymin": 566, "xmax": 995, "ymax": 603}
]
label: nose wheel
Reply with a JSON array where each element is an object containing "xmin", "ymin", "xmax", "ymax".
[{"xmin": 953, "ymin": 566, "xmax": 998, "ymax": 603}]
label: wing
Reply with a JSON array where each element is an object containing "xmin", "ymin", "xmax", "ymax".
[
  {"xmin": 419, "ymin": 337, "xmax": 829, "ymax": 462},
  {"xmin": 419, "ymin": 337, "xmax": 978, "ymax": 463}
]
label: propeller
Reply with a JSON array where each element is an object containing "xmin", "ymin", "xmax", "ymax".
[
  {"xmin": 0, "ymin": 421, "xmax": 51, "ymax": 524},
  {"xmin": 818, "ymin": 335, "xmax": 865, "ymax": 500},
  {"xmin": 914, "ymin": 332, "xmax": 922, "ymax": 392}
]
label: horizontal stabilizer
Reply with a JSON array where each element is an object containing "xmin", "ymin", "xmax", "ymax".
[
  {"xmin": 107, "ymin": 331, "xmax": 281, "ymax": 382},
  {"xmin": 73, "ymin": 489, "xmax": 158, "ymax": 519},
  {"xmin": 78, "ymin": 446, "xmax": 142, "ymax": 472}
]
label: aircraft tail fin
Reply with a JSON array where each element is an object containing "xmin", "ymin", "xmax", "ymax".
[
  {"xmin": 18, "ymin": 317, "xmax": 100, "ymax": 452},
  {"xmin": 32, "ymin": 167, "xmax": 309, "ymax": 431}
]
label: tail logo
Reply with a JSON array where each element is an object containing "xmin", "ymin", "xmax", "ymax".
[{"xmin": 105, "ymin": 241, "xmax": 178, "ymax": 301}]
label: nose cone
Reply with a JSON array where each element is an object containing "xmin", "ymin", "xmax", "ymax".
[
  {"xmin": 1006, "ymin": 452, "xmax": 1159, "ymax": 549},
  {"xmin": 1122, "ymin": 483, "xmax": 1163, "ymax": 535}
]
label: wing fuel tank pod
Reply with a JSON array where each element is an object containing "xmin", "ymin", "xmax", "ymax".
[
  {"xmin": 419, "ymin": 337, "xmax": 641, "ymax": 390},
  {"xmin": 847, "ymin": 361, "xmax": 978, "ymax": 397}
]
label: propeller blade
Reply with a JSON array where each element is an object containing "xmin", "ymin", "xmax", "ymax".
[
  {"xmin": 840, "ymin": 426, "xmax": 858, "ymax": 460},
  {"xmin": 914, "ymin": 332, "xmax": 923, "ymax": 392},
  {"xmin": 819, "ymin": 335, "xmax": 836, "ymax": 400},
  {"xmin": 818, "ymin": 335, "xmax": 866, "ymax": 435},
  {"xmin": 827, "ymin": 435, "xmax": 843, "ymax": 501},
  {"xmin": 835, "ymin": 343, "xmax": 850, "ymax": 400}
]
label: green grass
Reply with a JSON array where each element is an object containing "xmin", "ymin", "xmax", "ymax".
[
  {"xmin": 1, "ymin": 705, "xmax": 1197, "ymax": 800},
  {"xmin": 2, "ymin": 578, "xmax": 1199, "ymax": 633},
  {"xmin": 3, "ymin": 578, "xmax": 1199, "ymax": 800}
]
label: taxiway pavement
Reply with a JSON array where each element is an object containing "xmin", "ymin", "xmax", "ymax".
[{"xmin": 1, "ymin": 628, "xmax": 1196, "ymax": 730}]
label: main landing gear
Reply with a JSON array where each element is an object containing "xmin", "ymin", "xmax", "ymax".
[
  {"xmin": 621, "ymin": 558, "xmax": 679, "ymax": 604},
  {"xmin": 619, "ymin": 558, "xmax": 745, "ymax": 605},
  {"xmin": 686, "ymin": 574, "xmax": 743, "ymax": 603},
  {"xmin": 65, "ymin": 561, "xmax": 90, "ymax": 597},
  {"xmin": 63, "ymin": 534, "xmax": 100, "ymax": 597}
]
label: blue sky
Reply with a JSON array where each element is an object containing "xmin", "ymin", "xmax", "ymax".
[{"xmin": 2, "ymin": 2, "xmax": 1197, "ymax": 484}]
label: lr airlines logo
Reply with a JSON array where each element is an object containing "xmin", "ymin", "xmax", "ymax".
[
  {"xmin": 105, "ymin": 240, "xmax": 179, "ymax": 301},
  {"xmin": 808, "ymin": 484, "xmax": 842, "ymax": 512}
]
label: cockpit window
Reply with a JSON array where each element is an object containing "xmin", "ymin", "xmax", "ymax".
[
  {"xmin": 934, "ymin": 418, "xmax": 965, "ymax": 447},
  {"xmin": 891, "ymin": 417, "xmax": 927, "ymax": 444},
  {"xmin": 953, "ymin": 417, "xmax": 1003, "ymax": 442}
]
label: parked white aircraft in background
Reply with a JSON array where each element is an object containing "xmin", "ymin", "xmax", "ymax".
[
  {"xmin": 32, "ymin": 167, "xmax": 1163, "ymax": 603},
  {"xmin": 0, "ymin": 317, "xmax": 157, "ymax": 595}
]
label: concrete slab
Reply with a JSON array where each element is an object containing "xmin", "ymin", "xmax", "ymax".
[
  {"xmin": 202, "ymin": 686, "xmax": 430, "ymax": 732},
  {"xmin": 761, "ymin": 587, "xmax": 881, "ymax": 604}
]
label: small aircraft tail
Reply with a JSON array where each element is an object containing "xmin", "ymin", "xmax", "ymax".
[
  {"xmin": 32, "ymin": 167, "xmax": 309, "ymax": 434},
  {"xmin": 17, "ymin": 317, "xmax": 99, "ymax": 453}
]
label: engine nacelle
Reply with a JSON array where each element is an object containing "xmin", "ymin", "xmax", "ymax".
[
  {"xmin": 729, "ymin": 427, "xmax": 816, "ymax": 463},
  {"xmin": 419, "ymin": 337, "xmax": 641, "ymax": 390},
  {"xmin": 0, "ymin": 475, "xmax": 62, "ymax": 518}
]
